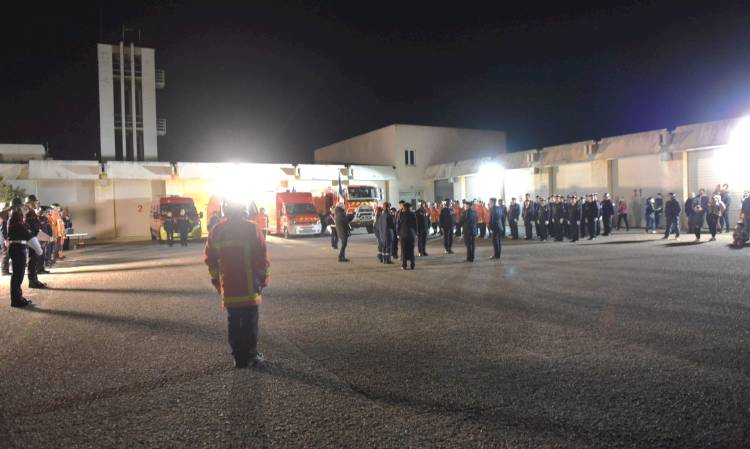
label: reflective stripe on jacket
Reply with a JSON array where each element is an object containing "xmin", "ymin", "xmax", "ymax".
[{"xmin": 204, "ymin": 217, "xmax": 270, "ymax": 308}]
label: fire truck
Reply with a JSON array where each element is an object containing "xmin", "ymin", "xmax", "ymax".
[
  {"xmin": 312, "ymin": 184, "xmax": 380, "ymax": 234},
  {"xmin": 206, "ymin": 192, "xmax": 321, "ymax": 238}
]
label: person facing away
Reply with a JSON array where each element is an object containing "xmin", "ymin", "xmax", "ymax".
[
  {"xmin": 645, "ymin": 197, "xmax": 656, "ymax": 234},
  {"xmin": 488, "ymin": 198, "xmax": 503, "ymax": 259},
  {"xmin": 461, "ymin": 201, "xmax": 478, "ymax": 262},
  {"xmin": 600, "ymin": 193, "xmax": 615, "ymax": 236},
  {"xmin": 204, "ymin": 199, "xmax": 269, "ymax": 369},
  {"xmin": 376, "ymin": 204, "xmax": 394, "ymax": 264},
  {"xmin": 415, "ymin": 201, "xmax": 430, "ymax": 257},
  {"xmin": 334, "ymin": 206, "xmax": 355, "ymax": 262},
  {"xmin": 663, "ymin": 193, "xmax": 682, "ymax": 240},
  {"xmin": 397, "ymin": 202, "xmax": 418, "ymax": 270},
  {"xmin": 208, "ymin": 211, "xmax": 221, "ymax": 232},
  {"xmin": 439, "ymin": 200, "xmax": 455, "ymax": 254},
  {"xmin": 508, "ymin": 198, "xmax": 521, "ymax": 240}
]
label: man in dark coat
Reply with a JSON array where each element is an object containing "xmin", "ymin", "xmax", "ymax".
[
  {"xmin": 488, "ymin": 198, "xmax": 503, "ymax": 259},
  {"xmin": 601, "ymin": 193, "xmax": 615, "ymax": 236},
  {"xmin": 654, "ymin": 193, "xmax": 664, "ymax": 230},
  {"xmin": 567, "ymin": 196, "xmax": 581, "ymax": 242},
  {"xmin": 522, "ymin": 197, "xmax": 535, "ymax": 240},
  {"xmin": 662, "ymin": 192, "xmax": 682, "ymax": 240},
  {"xmin": 461, "ymin": 201, "xmax": 478, "ymax": 262},
  {"xmin": 334, "ymin": 206, "xmax": 354, "ymax": 262},
  {"xmin": 508, "ymin": 198, "xmax": 521, "ymax": 240},
  {"xmin": 553, "ymin": 196, "xmax": 565, "ymax": 242},
  {"xmin": 7, "ymin": 198, "xmax": 33, "ymax": 307},
  {"xmin": 583, "ymin": 195, "xmax": 597, "ymax": 240},
  {"xmin": 376, "ymin": 204, "xmax": 394, "ymax": 264},
  {"xmin": 537, "ymin": 198, "xmax": 550, "ymax": 241},
  {"xmin": 415, "ymin": 201, "xmax": 430, "ymax": 257},
  {"xmin": 397, "ymin": 203, "xmax": 417, "ymax": 270},
  {"xmin": 439, "ymin": 200, "xmax": 455, "ymax": 254},
  {"xmin": 24, "ymin": 195, "xmax": 46, "ymax": 289}
]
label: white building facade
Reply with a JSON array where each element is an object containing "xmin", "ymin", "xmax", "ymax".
[
  {"xmin": 97, "ymin": 42, "xmax": 164, "ymax": 162},
  {"xmin": 314, "ymin": 124, "xmax": 508, "ymax": 205}
]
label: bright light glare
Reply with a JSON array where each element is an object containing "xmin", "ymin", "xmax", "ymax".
[
  {"xmin": 476, "ymin": 161, "xmax": 504, "ymax": 200},
  {"xmin": 716, "ymin": 116, "xmax": 750, "ymax": 187},
  {"xmin": 210, "ymin": 163, "xmax": 278, "ymax": 205}
]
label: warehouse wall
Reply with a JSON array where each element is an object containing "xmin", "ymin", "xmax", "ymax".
[{"xmin": 612, "ymin": 154, "xmax": 682, "ymax": 227}]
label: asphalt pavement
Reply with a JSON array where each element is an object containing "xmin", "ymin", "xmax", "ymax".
[{"xmin": 0, "ymin": 229, "xmax": 749, "ymax": 448}]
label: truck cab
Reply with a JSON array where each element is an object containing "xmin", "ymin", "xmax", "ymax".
[{"xmin": 269, "ymin": 192, "xmax": 322, "ymax": 238}]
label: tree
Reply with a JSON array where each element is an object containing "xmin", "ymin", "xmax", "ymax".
[{"xmin": 0, "ymin": 176, "xmax": 26, "ymax": 205}]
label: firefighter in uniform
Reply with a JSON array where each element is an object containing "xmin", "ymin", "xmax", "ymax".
[
  {"xmin": 537, "ymin": 198, "xmax": 550, "ymax": 241},
  {"xmin": 461, "ymin": 200, "xmax": 478, "ymax": 262},
  {"xmin": 398, "ymin": 202, "xmax": 418, "ymax": 270},
  {"xmin": 204, "ymin": 199, "xmax": 270, "ymax": 369},
  {"xmin": 488, "ymin": 198, "xmax": 503, "ymax": 260},
  {"xmin": 25, "ymin": 195, "xmax": 47, "ymax": 289},
  {"xmin": 416, "ymin": 201, "xmax": 429, "ymax": 256},
  {"xmin": 439, "ymin": 200, "xmax": 455, "ymax": 254},
  {"xmin": 7, "ymin": 198, "xmax": 33, "ymax": 307}
]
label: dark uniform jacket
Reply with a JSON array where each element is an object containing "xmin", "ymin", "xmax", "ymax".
[
  {"xmin": 508, "ymin": 204, "xmax": 521, "ymax": 223},
  {"xmin": 8, "ymin": 209, "xmax": 32, "ymax": 241},
  {"xmin": 335, "ymin": 208, "xmax": 354, "ymax": 238},
  {"xmin": 397, "ymin": 210, "xmax": 418, "ymax": 240},
  {"xmin": 415, "ymin": 207, "xmax": 429, "ymax": 234},
  {"xmin": 583, "ymin": 202, "xmax": 597, "ymax": 220},
  {"xmin": 522, "ymin": 202, "xmax": 535, "ymax": 222},
  {"xmin": 664, "ymin": 199, "xmax": 681, "ymax": 218},
  {"xmin": 567, "ymin": 203, "xmax": 581, "ymax": 222},
  {"xmin": 489, "ymin": 206, "xmax": 503, "ymax": 231},
  {"xmin": 685, "ymin": 198, "xmax": 695, "ymax": 218},
  {"xmin": 537, "ymin": 205, "xmax": 550, "ymax": 223},
  {"xmin": 24, "ymin": 208, "xmax": 41, "ymax": 236},
  {"xmin": 601, "ymin": 199, "xmax": 615, "ymax": 217},
  {"xmin": 461, "ymin": 209, "xmax": 478, "ymax": 237},
  {"xmin": 439, "ymin": 207, "xmax": 455, "ymax": 229}
]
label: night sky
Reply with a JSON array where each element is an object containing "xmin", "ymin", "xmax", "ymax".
[{"xmin": 2, "ymin": 1, "xmax": 750, "ymax": 163}]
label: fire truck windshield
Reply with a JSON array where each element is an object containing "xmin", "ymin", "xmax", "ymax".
[
  {"xmin": 285, "ymin": 203, "xmax": 317, "ymax": 215},
  {"xmin": 348, "ymin": 186, "xmax": 378, "ymax": 199}
]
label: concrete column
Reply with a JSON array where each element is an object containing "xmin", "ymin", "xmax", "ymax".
[
  {"xmin": 119, "ymin": 42, "xmax": 127, "ymax": 161},
  {"xmin": 130, "ymin": 43, "xmax": 138, "ymax": 161}
]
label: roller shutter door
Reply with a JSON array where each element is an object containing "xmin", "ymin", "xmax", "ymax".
[
  {"xmin": 614, "ymin": 154, "xmax": 682, "ymax": 228},
  {"xmin": 688, "ymin": 149, "xmax": 743, "ymax": 225},
  {"xmin": 434, "ymin": 179, "xmax": 454, "ymax": 202}
]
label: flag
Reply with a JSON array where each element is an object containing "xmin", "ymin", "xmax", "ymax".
[{"xmin": 338, "ymin": 173, "xmax": 345, "ymax": 207}]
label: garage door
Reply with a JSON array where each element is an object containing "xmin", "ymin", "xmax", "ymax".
[
  {"xmin": 614, "ymin": 154, "xmax": 682, "ymax": 228},
  {"xmin": 688, "ymin": 149, "xmax": 744, "ymax": 225},
  {"xmin": 504, "ymin": 168, "xmax": 534, "ymax": 202},
  {"xmin": 434, "ymin": 179, "xmax": 454, "ymax": 202},
  {"xmin": 114, "ymin": 180, "xmax": 159, "ymax": 238}
]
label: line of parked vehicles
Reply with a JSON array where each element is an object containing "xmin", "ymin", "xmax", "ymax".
[{"xmin": 149, "ymin": 184, "xmax": 381, "ymax": 242}]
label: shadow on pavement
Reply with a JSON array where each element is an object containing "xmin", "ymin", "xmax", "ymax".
[
  {"xmin": 587, "ymin": 239, "xmax": 651, "ymax": 245},
  {"xmin": 663, "ymin": 241, "xmax": 706, "ymax": 247},
  {"xmin": 24, "ymin": 307, "xmax": 220, "ymax": 338},
  {"xmin": 53, "ymin": 261, "xmax": 200, "ymax": 275},
  {"xmin": 48, "ymin": 286, "xmax": 211, "ymax": 296}
]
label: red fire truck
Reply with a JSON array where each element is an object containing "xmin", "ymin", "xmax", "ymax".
[{"xmin": 312, "ymin": 184, "xmax": 380, "ymax": 233}]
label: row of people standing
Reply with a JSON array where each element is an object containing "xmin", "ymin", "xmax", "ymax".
[{"xmin": 1, "ymin": 195, "xmax": 52, "ymax": 308}]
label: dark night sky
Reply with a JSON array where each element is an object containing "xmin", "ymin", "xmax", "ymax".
[{"xmin": 2, "ymin": 1, "xmax": 750, "ymax": 163}]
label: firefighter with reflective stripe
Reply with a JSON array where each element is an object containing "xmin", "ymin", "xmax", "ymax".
[{"xmin": 204, "ymin": 199, "xmax": 270, "ymax": 369}]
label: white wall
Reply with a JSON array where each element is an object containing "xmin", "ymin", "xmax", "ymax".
[
  {"xmin": 613, "ymin": 154, "xmax": 682, "ymax": 227},
  {"xmin": 140, "ymin": 47, "xmax": 158, "ymax": 161},
  {"xmin": 97, "ymin": 44, "xmax": 116, "ymax": 160},
  {"xmin": 554, "ymin": 161, "xmax": 608, "ymax": 196}
]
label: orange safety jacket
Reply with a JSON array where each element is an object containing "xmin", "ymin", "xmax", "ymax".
[
  {"xmin": 204, "ymin": 217, "xmax": 270, "ymax": 308},
  {"xmin": 429, "ymin": 207, "xmax": 440, "ymax": 223},
  {"xmin": 50, "ymin": 211, "xmax": 61, "ymax": 239},
  {"xmin": 474, "ymin": 205, "xmax": 485, "ymax": 224},
  {"xmin": 256, "ymin": 212, "xmax": 269, "ymax": 231},
  {"xmin": 453, "ymin": 204, "xmax": 463, "ymax": 220},
  {"xmin": 482, "ymin": 206, "xmax": 490, "ymax": 225}
]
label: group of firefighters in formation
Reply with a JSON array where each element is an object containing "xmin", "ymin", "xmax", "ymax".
[
  {"xmin": 2, "ymin": 195, "xmax": 70, "ymax": 308},
  {"xmin": 327, "ymin": 185, "xmax": 750, "ymax": 269}
]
